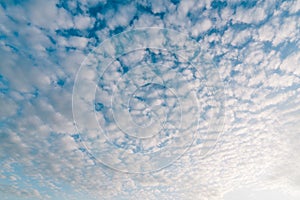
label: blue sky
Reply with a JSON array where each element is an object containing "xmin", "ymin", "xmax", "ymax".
[{"xmin": 0, "ymin": 0, "xmax": 300, "ymax": 199}]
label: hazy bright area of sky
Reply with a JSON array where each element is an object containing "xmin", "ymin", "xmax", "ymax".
[
  {"xmin": 0, "ymin": 0, "xmax": 300, "ymax": 199},
  {"xmin": 224, "ymin": 187, "xmax": 300, "ymax": 200}
]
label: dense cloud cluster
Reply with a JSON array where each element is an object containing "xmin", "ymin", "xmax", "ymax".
[{"xmin": 0, "ymin": 0, "xmax": 299, "ymax": 199}]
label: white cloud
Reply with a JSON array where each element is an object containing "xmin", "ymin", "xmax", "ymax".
[
  {"xmin": 280, "ymin": 51, "xmax": 300, "ymax": 76},
  {"xmin": 74, "ymin": 15, "xmax": 94, "ymax": 30},
  {"xmin": 234, "ymin": 4, "xmax": 267, "ymax": 24},
  {"xmin": 272, "ymin": 16, "xmax": 298, "ymax": 46},
  {"xmin": 68, "ymin": 36, "xmax": 89, "ymax": 49},
  {"xmin": 191, "ymin": 18, "xmax": 212, "ymax": 37},
  {"xmin": 133, "ymin": 13, "xmax": 164, "ymax": 28},
  {"xmin": 231, "ymin": 29, "xmax": 252, "ymax": 46},
  {"xmin": 105, "ymin": 3, "xmax": 136, "ymax": 30},
  {"xmin": 0, "ymin": 94, "xmax": 17, "ymax": 120},
  {"xmin": 0, "ymin": 0, "xmax": 299, "ymax": 199},
  {"xmin": 26, "ymin": 0, "xmax": 59, "ymax": 28},
  {"xmin": 257, "ymin": 24, "xmax": 275, "ymax": 42}
]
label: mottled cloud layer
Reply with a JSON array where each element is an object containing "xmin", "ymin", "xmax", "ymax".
[{"xmin": 0, "ymin": 0, "xmax": 299, "ymax": 199}]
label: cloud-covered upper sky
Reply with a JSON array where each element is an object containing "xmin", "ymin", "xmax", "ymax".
[{"xmin": 0, "ymin": 0, "xmax": 300, "ymax": 199}]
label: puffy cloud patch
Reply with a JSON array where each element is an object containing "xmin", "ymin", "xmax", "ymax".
[{"xmin": 0, "ymin": 0, "xmax": 299, "ymax": 199}]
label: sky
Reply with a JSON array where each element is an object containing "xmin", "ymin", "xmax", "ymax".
[{"xmin": 0, "ymin": 0, "xmax": 300, "ymax": 199}]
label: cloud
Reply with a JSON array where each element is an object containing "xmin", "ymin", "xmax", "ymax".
[{"xmin": 0, "ymin": 0, "xmax": 299, "ymax": 199}]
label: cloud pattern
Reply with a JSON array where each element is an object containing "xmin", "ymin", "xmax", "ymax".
[{"xmin": 0, "ymin": 0, "xmax": 300, "ymax": 199}]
